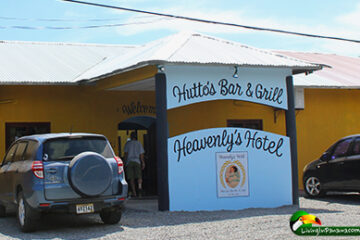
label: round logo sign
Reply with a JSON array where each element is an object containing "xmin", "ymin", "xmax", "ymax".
[
  {"xmin": 225, "ymin": 165, "xmax": 241, "ymax": 188},
  {"xmin": 219, "ymin": 160, "xmax": 246, "ymax": 189}
]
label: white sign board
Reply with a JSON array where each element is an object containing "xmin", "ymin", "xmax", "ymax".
[
  {"xmin": 168, "ymin": 128, "xmax": 292, "ymax": 211},
  {"xmin": 164, "ymin": 65, "xmax": 291, "ymax": 110}
]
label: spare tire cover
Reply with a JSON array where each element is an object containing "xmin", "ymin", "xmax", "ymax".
[{"xmin": 69, "ymin": 152, "xmax": 112, "ymax": 197}]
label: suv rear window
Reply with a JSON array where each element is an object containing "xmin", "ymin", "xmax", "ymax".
[{"xmin": 43, "ymin": 137, "xmax": 114, "ymax": 161}]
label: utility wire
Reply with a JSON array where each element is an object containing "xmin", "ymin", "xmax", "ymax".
[
  {"xmin": 0, "ymin": 16, "xmax": 124, "ymax": 22},
  {"xmin": 61, "ymin": 0, "xmax": 360, "ymax": 44},
  {"xmin": 0, "ymin": 18, "xmax": 168, "ymax": 30},
  {"xmin": 0, "ymin": 15, "xmax": 154, "ymax": 22}
]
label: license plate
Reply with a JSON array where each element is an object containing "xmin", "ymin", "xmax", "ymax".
[{"xmin": 76, "ymin": 203, "xmax": 94, "ymax": 214}]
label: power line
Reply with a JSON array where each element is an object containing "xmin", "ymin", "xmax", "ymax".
[
  {"xmin": 0, "ymin": 15, "xmax": 154, "ymax": 22},
  {"xmin": 0, "ymin": 18, "xmax": 168, "ymax": 30},
  {"xmin": 61, "ymin": 0, "xmax": 360, "ymax": 44}
]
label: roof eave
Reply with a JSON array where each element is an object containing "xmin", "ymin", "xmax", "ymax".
[
  {"xmin": 0, "ymin": 82, "xmax": 81, "ymax": 86},
  {"xmin": 292, "ymin": 65, "xmax": 322, "ymax": 75},
  {"xmin": 81, "ymin": 60, "xmax": 322, "ymax": 83},
  {"xmin": 295, "ymin": 85, "xmax": 360, "ymax": 89}
]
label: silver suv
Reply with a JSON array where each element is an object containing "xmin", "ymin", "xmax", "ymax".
[{"xmin": 0, "ymin": 133, "xmax": 128, "ymax": 232}]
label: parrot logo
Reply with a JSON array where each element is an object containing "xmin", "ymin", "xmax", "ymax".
[{"xmin": 290, "ymin": 210, "xmax": 322, "ymax": 232}]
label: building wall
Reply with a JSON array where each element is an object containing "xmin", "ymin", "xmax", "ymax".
[
  {"xmin": 296, "ymin": 88, "xmax": 360, "ymax": 188},
  {"xmin": 0, "ymin": 85, "xmax": 156, "ymax": 158},
  {"xmin": 168, "ymin": 100, "xmax": 287, "ymax": 137},
  {"xmin": 2, "ymin": 71, "xmax": 360, "ymax": 192}
]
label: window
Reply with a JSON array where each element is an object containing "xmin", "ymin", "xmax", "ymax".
[
  {"xmin": 5, "ymin": 122, "xmax": 50, "ymax": 151},
  {"xmin": 13, "ymin": 142, "xmax": 28, "ymax": 162},
  {"xmin": 23, "ymin": 141, "xmax": 39, "ymax": 160},
  {"xmin": 331, "ymin": 138, "xmax": 352, "ymax": 159},
  {"xmin": 43, "ymin": 137, "xmax": 113, "ymax": 161},
  {"xmin": 3, "ymin": 143, "xmax": 18, "ymax": 164},
  {"xmin": 350, "ymin": 138, "xmax": 360, "ymax": 156},
  {"xmin": 227, "ymin": 119, "xmax": 263, "ymax": 130}
]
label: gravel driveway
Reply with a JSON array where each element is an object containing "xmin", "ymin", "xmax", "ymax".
[{"xmin": 1, "ymin": 193, "xmax": 360, "ymax": 240}]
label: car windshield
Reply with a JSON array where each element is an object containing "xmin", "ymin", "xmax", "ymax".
[{"xmin": 43, "ymin": 137, "xmax": 113, "ymax": 161}]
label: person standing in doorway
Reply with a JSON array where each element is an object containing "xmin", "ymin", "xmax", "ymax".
[{"xmin": 124, "ymin": 131, "xmax": 145, "ymax": 197}]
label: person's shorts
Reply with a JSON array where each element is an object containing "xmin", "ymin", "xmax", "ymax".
[{"xmin": 125, "ymin": 161, "xmax": 142, "ymax": 180}]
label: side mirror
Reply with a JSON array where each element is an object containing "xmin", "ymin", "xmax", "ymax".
[{"xmin": 320, "ymin": 152, "xmax": 330, "ymax": 161}]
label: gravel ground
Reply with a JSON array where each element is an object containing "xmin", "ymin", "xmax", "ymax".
[{"xmin": 1, "ymin": 193, "xmax": 360, "ymax": 239}]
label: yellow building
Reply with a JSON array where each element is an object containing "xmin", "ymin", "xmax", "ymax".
[
  {"xmin": 277, "ymin": 51, "xmax": 360, "ymax": 190},
  {"xmin": 1, "ymin": 32, "xmax": 330, "ymax": 210}
]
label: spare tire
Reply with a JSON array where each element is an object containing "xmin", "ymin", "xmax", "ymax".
[{"xmin": 68, "ymin": 152, "xmax": 112, "ymax": 197}]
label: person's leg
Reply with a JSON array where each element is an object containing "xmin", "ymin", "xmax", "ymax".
[
  {"xmin": 134, "ymin": 162, "xmax": 143, "ymax": 197},
  {"xmin": 130, "ymin": 179, "xmax": 137, "ymax": 197},
  {"xmin": 136, "ymin": 178, "xmax": 143, "ymax": 197},
  {"xmin": 138, "ymin": 178, "xmax": 142, "ymax": 189},
  {"xmin": 126, "ymin": 162, "xmax": 137, "ymax": 197}
]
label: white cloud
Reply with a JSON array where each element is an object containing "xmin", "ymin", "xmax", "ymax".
[
  {"xmin": 318, "ymin": 2, "xmax": 360, "ymax": 56},
  {"xmin": 336, "ymin": 2, "xmax": 360, "ymax": 28},
  {"xmin": 112, "ymin": 4, "xmax": 360, "ymax": 57},
  {"xmin": 117, "ymin": 7, "xmax": 359, "ymax": 38},
  {"xmin": 115, "ymin": 7, "xmax": 281, "ymax": 35}
]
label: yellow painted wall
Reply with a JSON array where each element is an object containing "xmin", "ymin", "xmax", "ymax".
[
  {"xmin": 0, "ymin": 67, "xmax": 157, "ymax": 158},
  {"xmin": 296, "ymin": 88, "xmax": 360, "ymax": 189},
  {"xmin": 168, "ymin": 100, "xmax": 286, "ymax": 137}
]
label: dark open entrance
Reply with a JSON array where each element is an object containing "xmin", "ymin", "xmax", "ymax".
[{"xmin": 118, "ymin": 116, "xmax": 157, "ymax": 196}]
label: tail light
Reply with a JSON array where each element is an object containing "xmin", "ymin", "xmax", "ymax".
[
  {"xmin": 114, "ymin": 156, "xmax": 124, "ymax": 174},
  {"xmin": 31, "ymin": 161, "xmax": 44, "ymax": 179}
]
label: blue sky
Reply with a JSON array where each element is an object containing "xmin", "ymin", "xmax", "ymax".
[{"xmin": 1, "ymin": 0, "xmax": 360, "ymax": 57}]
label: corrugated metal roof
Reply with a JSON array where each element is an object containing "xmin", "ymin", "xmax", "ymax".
[
  {"xmin": 74, "ymin": 32, "xmax": 320, "ymax": 81},
  {"xmin": 0, "ymin": 32, "xmax": 320, "ymax": 84},
  {"xmin": 276, "ymin": 51, "xmax": 360, "ymax": 88},
  {"xmin": 0, "ymin": 41, "xmax": 136, "ymax": 84}
]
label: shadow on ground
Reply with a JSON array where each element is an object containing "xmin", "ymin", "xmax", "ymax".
[{"xmin": 302, "ymin": 191, "xmax": 360, "ymax": 206}]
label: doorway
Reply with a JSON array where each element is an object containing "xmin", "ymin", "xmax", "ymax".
[{"xmin": 118, "ymin": 116, "xmax": 157, "ymax": 196}]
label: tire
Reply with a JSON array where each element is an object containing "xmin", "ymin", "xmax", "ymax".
[
  {"xmin": 304, "ymin": 176, "xmax": 325, "ymax": 198},
  {"xmin": 100, "ymin": 208, "xmax": 122, "ymax": 225},
  {"xmin": 68, "ymin": 152, "xmax": 112, "ymax": 197},
  {"xmin": 0, "ymin": 205, "xmax": 5, "ymax": 217},
  {"xmin": 17, "ymin": 191, "xmax": 39, "ymax": 232}
]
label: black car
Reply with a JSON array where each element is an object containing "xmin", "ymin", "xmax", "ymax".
[{"xmin": 303, "ymin": 134, "xmax": 360, "ymax": 197}]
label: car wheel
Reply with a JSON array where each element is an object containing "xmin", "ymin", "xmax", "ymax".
[
  {"xmin": 0, "ymin": 205, "xmax": 5, "ymax": 217},
  {"xmin": 100, "ymin": 208, "xmax": 122, "ymax": 224},
  {"xmin": 304, "ymin": 176, "xmax": 325, "ymax": 198},
  {"xmin": 17, "ymin": 191, "xmax": 39, "ymax": 232}
]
